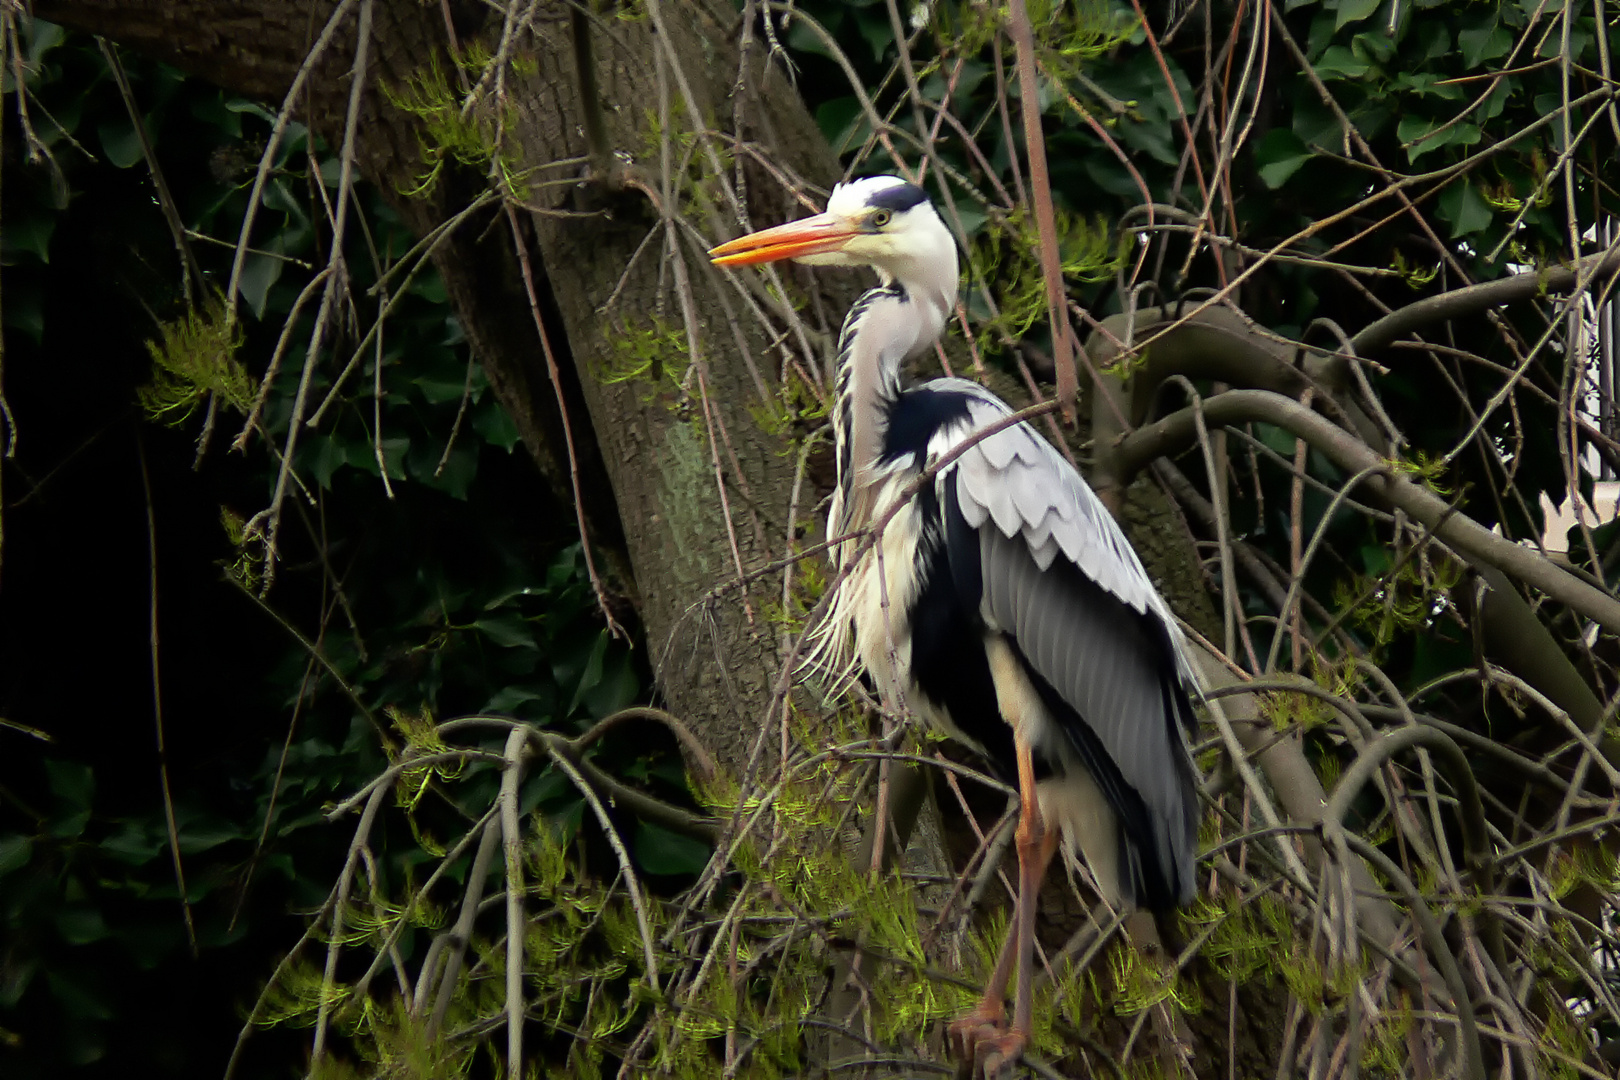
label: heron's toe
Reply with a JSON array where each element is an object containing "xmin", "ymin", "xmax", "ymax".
[
  {"xmin": 974, "ymin": 1030, "xmax": 1028, "ymax": 1079},
  {"xmin": 946, "ymin": 1008, "xmax": 1008, "ymax": 1078}
]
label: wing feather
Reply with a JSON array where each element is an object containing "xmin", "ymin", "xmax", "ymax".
[
  {"xmin": 917, "ymin": 377, "xmax": 1201, "ymax": 907},
  {"xmin": 974, "ymin": 524, "xmax": 1200, "ymax": 907},
  {"xmin": 921, "ymin": 378, "xmax": 1197, "ymax": 689}
]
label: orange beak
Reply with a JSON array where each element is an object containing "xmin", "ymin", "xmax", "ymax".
[{"xmin": 708, "ymin": 212, "xmax": 858, "ymax": 266}]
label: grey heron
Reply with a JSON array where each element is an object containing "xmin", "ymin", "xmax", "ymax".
[{"xmin": 710, "ymin": 176, "xmax": 1201, "ymax": 1076}]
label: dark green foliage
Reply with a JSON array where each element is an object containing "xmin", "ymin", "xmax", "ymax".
[{"xmin": 0, "ymin": 22, "xmax": 645, "ymax": 1079}]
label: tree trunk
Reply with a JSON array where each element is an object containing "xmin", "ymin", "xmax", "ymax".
[{"xmin": 38, "ymin": 0, "xmax": 852, "ymax": 775}]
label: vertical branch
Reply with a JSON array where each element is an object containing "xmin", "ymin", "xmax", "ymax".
[
  {"xmin": 253, "ymin": 0, "xmax": 372, "ymax": 586},
  {"xmin": 235, "ymin": 266, "xmax": 335, "ymax": 449},
  {"xmin": 310, "ymin": 773, "xmax": 391, "ymax": 1066},
  {"xmin": 0, "ymin": 14, "xmax": 8, "ymax": 591},
  {"xmin": 98, "ymin": 38, "xmax": 205, "ymax": 303},
  {"xmin": 543, "ymin": 743, "xmax": 662, "ymax": 995},
  {"xmin": 135, "ymin": 433, "xmax": 199, "ymax": 956},
  {"xmin": 1288, "ymin": 388, "xmax": 1313, "ymax": 671},
  {"xmin": 426, "ymin": 817, "xmax": 504, "ymax": 1034},
  {"xmin": 231, "ymin": 660, "xmax": 317, "ymax": 932},
  {"xmin": 992, "ymin": 31, "xmax": 1027, "ymax": 205},
  {"xmin": 224, "ymin": 0, "xmax": 359, "ymax": 323},
  {"xmin": 1006, "ymin": 0, "xmax": 1078, "ymax": 419},
  {"xmin": 498, "ymin": 726, "xmax": 529, "ymax": 1071},
  {"xmin": 569, "ymin": 0, "xmax": 619, "ymax": 187},
  {"xmin": 372, "ymin": 289, "xmax": 396, "ymax": 497},
  {"xmin": 502, "ymin": 204, "xmax": 625, "ymax": 639}
]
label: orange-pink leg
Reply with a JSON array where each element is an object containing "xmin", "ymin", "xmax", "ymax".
[{"xmin": 949, "ymin": 735, "xmax": 1061, "ymax": 1078}]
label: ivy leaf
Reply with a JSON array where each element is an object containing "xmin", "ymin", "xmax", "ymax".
[
  {"xmin": 1082, "ymin": 155, "xmax": 1145, "ymax": 197},
  {"xmin": 237, "ymin": 243, "xmax": 285, "ymax": 321},
  {"xmin": 474, "ymin": 612, "xmax": 537, "ymax": 650},
  {"xmin": 1409, "ymin": 625, "xmax": 1472, "ymax": 687},
  {"xmin": 472, "ymin": 400, "xmax": 521, "ymax": 451},
  {"xmin": 177, "ymin": 820, "xmax": 242, "ymax": 855},
  {"xmin": 633, "ymin": 821, "xmax": 711, "ymax": 876},
  {"xmin": 1458, "ymin": 24, "xmax": 1511, "ymax": 67},
  {"xmin": 1413, "ymin": 21, "xmax": 1450, "ymax": 60},
  {"xmin": 3, "ymin": 284, "xmax": 44, "ymax": 343},
  {"xmin": 1437, "ymin": 178, "xmax": 1492, "ymax": 236},
  {"xmin": 190, "ymin": 94, "xmax": 242, "ymax": 138},
  {"xmin": 3, "ymin": 213, "xmax": 55, "ymax": 264},
  {"xmin": 100, "ymin": 823, "xmax": 162, "ymax": 865},
  {"xmin": 1397, "ymin": 114, "xmax": 1450, "ymax": 162},
  {"xmin": 46, "ymin": 759, "xmax": 94, "ymax": 808},
  {"xmin": 853, "ymin": 8, "xmax": 893, "ymax": 62},
  {"xmin": 1350, "ymin": 30, "xmax": 1397, "ymax": 64},
  {"xmin": 55, "ymin": 905, "xmax": 109, "ymax": 945},
  {"xmin": 302, "ymin": 432, "xmax": 344, "ymax": 489},
  {"xmin": 485, "ymin": 685, "xmax": 544, "ymax": 713},
  {"xmin": 816, "ymin": 97, "xmax": 867, "ymax": 152},
  {"xmin": 23, "ymin": 18, "xmax": 67, "ymax": 66},
  {"xmin": 1119, "ymin": 117, "xmax": 1178, "ymax": 165},
  {"xmin": 377, "ymin": 436, "xmax": 409, "ymax": 481},
  {"xmin": 1255, "ymin": 423, "xmax": 1299, "ymax": 457},
  {"xmin": 415, "ymin": 441, "xmax": 476, "ymax": 499},
  {"xmin": 0, "ymin": 835, "xmax": 32, "ymax": 877},
  {"xmin": 521, "ymin": 769, "xmax": 571, "ymax": 816},
  {"xmin": 1254, "ymin": 129, "xmax": 1313, "ymax": 189},
  {"xmin": 1333, "ymin": 0, "xmax": 1382, "ymax": 30},
  {"xmin": 1314, "ymin": 45, "xmax": 1371, "ymax": 80},
  {"xmin": 97, "ymin": 117, "xmax": 146, "ymax": 169},
  {"xmin": 224, "ymin": 97, "xmax": 278, "ymax": 124},
  {"xmin": 568, "ymin": 631, "xmax": 609, "ymax": 715},
  {"xmin": 412, "ymin": 369, "xmax": 473, "ymax": 404},
  {"xmin": 786, "ymin": 4, "xmax": 844, "ymax": 60},
  {"xmin": 582, "ymin": 653, "xmax": 638, "ymax": 719},
  {"xmin": 47, "ymin": 970, "xmax": 112, "ymax": 1021},
  {"xmin": 415, "ymin": 269, "xmax": 448, "ymax": 305},
  {"xmin": 1361, "ymin": 544, "xmax": 1393, "ymax": 575}
]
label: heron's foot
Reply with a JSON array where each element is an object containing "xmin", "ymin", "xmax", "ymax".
[
  {"xmin": 947, "ymin": 1006, "xmax": 1019, "ymax": 1079},
  {"xmin": 971, "ymin": 1029, "xmax": 1029, "ymax": 1080}
]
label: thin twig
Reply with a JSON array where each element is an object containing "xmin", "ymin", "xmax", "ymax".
[
  {"xmin": 502, "ymin": 203, "xmax": 624, "ymax": 638},
  {"xmin": 135, "ymin": 432, "xmax": 198, "ymax": 955}
]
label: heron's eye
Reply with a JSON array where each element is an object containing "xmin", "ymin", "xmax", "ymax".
[{"xmin": 871, "ymin": 209, "xmax": 893, "ymax": 229}]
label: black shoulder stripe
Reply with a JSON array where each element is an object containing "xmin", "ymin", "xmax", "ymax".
[
  {"xmin": 879, "ymin": 386, "xmax": 974, "ymax": 467},
  {"xmin": 942, "ymin": 475, "xmax": 982, "ymax": 610}
]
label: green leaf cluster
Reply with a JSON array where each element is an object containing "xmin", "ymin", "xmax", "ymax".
[{"xmin": 137, "ymin": 300, "xmax": 251, "ymax": 424}]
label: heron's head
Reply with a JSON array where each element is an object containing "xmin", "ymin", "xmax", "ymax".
[{"xmin": 709, "ymin": 177, "xmax": 958, "ymax": 308}]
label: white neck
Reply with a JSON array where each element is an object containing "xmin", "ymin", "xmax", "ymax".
[
  {"xmin": 827, "ymin": 203, "xmax": 959, "ymax": 523},
  {"xmin": 831, "ymin": 276, "xmax": 951, "ymax": 503}
]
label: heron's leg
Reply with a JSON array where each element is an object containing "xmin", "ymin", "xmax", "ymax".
[
  {"xmin": 970, "ymin": 736, "xmax": 1056, "ymax": 1077},
  {"xmin": 950, "ymin": 736, "xmax": 1061, "ymax": 1078}
]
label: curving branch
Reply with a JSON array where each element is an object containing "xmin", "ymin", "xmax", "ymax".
[
  {"xmin": 1115, "ymin": 389, "xmax": 1620, "ymax": 633},
  {"xmin": 1321, "ymin": 725, "xmax": 1503, "ymax": 966},
  {"xmin": 438, "ymin": 715, "xmax": 721, "ymax": 844},
  {"xmin": 1351, "ymin": 250, "xmax": 1620, "ymax": 356},
  {"xmin": 1088, "ymin": 304, "xmax": 1320, "ymax": 425},
  {"xmin": 1337, "ymin": 833, "xmax": 1487, "ymax": 1080}
]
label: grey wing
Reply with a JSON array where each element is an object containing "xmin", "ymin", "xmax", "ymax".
[
  {"xmin": 971, "ymin": 521, "xmax": 1201, "ymax": 907},
  {"xmin": 924, "ymin": 380, "xmax": 1201, "ymax": 906},
  {"xmin": 927, "ymin": 380, "xmax": 1199, "ymax": 692}
]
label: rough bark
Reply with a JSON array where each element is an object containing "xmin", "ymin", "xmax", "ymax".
[{"xmin": 488, "ymin": 2, "xmax": 849, "ymax": 777}]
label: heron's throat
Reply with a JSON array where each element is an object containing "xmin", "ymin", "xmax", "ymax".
[{"xmin": 832, "ymin": 283, "xmax": 949, "ymax": 496}]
